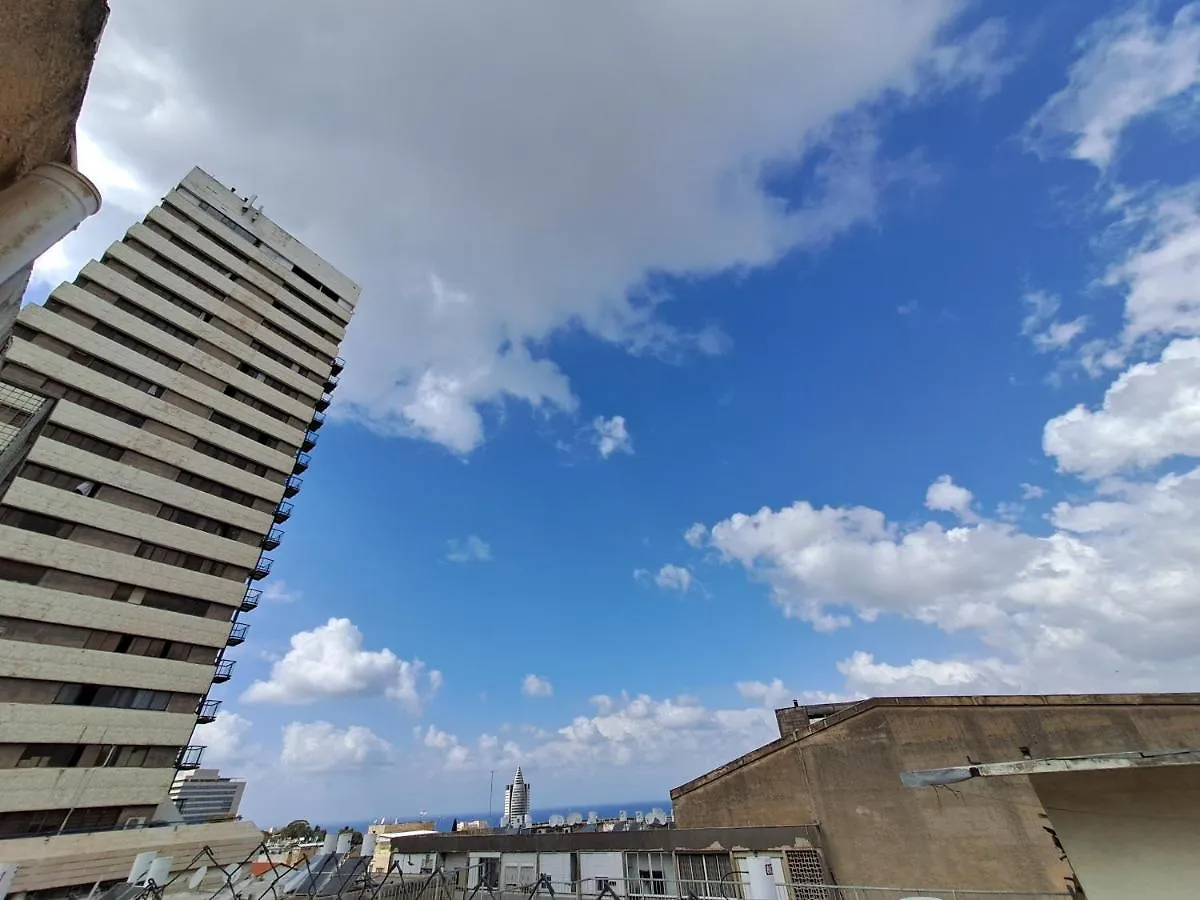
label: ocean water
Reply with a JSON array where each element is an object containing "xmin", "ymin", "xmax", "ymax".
[{"xmin": 315, "ymin": 801, "xmax": 672, "ymax": 834}]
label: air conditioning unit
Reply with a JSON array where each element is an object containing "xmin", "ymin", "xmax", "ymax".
[{"xmin": 123, "ymin": 817, "xmax": 147, "ymax": 829}]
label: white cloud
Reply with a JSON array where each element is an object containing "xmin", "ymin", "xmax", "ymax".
[
  {"xmin": 522, "ymin": 674, "xmax": 554, "ymax": 698},
  {"xmin": 653, "ymin": 564, "xmax": 694, "ymax": 593},
  {"xmin": 1020, "ymin": 483, "xmax": 1046, "ymax": 500},
  {"xmin": 445, "ymin": 535, "xmax": 492, "ymax": 564},
  {"xmin": 1044, "ymin": 338, "xmax": 1200, "ymax": 479},
  {"xmin": 924, "ymin": 474, "xmax": 977, "ymax": 522},
  {"xmin": 241, "ymin": 618, "xmax": 441, "ymax": 712},
  {"xmin": 1019, "ymin": 290, "xmax": 1088, "ymax": 353},
  {"xmin": 280, "ymin": 721, "xmax": 392, "ymax": 772},
  {"xmin": 701, "ymin": 457, "xmax": 1200, "ymax": 691},
  {"xmin": 735, "ymin": 679, "xmax": 793, "ymax": 709},
  {"xmin": 683, "ymin": 523, "xmax": 708, "ymax": 547},
  {"xmin": 64, "ymin": 1, "xmax": 1008, "ymax": 454},
  {"xmin": 1025, "ymin": 3, "xmax": 1200, "ymax": 169},
  {"xmin": 194, "ymin": 712, "xmax": 256, "ymax": 767},
  {"xmin": 837, "ymin": 651, "xmax": 1023, "ymax": 695},
  {"xmin": 260, "ymin": 580, "xmax": 300, "ymax": 604},
  {"xmin": 593, "ymin": 416, "xmax": 634, "ymax": 458}
]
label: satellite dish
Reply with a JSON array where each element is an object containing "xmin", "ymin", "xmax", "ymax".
[
  {"xmin": 187, "ymin": 867, "xmax": 208, "ymax": 890},
  {"xmin": 548, "ymin": 815, "xmax": 566, "ymax": 828},
  {"xmin": 587, "ymin": 812, "xmax": 598, "ymax": 824},
  {"xmin": 567, "ymin": 813, "xmax": 583, "ymax": 826},
  {"xmin": 634, "ymin": 812, "xmax": 644, "ymax": 823}
]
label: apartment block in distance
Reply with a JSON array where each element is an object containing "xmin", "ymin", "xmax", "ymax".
[
  {"xmin": 0, "ymin": 167, "xmax": 359, "ymax": 895},
  {"xmin": 169, "ymin": 768, "xmax": 246, "ymax": 825}
]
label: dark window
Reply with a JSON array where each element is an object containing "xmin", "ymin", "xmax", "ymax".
[
  {"xmin": 67, "ymin": 348, "xmax": 165, "ymax": 396},
  {"xmin": 157, "ymin": 504, "xmax": 240, "ymax": 541},
  {"xmin": 176, "ymin": 469, "xmax": 257, "ymax": 508},
  {"xmin": 209, "ymin": 410, "xmax": 280, "ymax": 450},
  {"xmin": 141, "ymin": 589, "xmax": 214, "ymax": 619},
  {"xmin": 134, "ymin": 541, "xmax": 228, "ymax": 578},
  {"xmin": 41, "ymin": 423, "xmax": 125, "ymax": 461},
  {"xmin": 0, "ymin": 507, "xmax": 73, "ymax": 538},
  {"xmin": 61, "ymin": 386, "xmax": 148, "ymax": 427},
  {"xmin": 192, "ymin": 438, "xmax": 270, "ymax": 478},
  {"xmin": 0, "ymin": 559, "xmax": 47, "ymax": 584}
]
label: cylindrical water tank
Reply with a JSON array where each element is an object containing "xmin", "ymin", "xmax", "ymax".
[
  {"xmin": 0, "ymin": 163, "xmax": 101, "ymax": 286},
  {"xmin": 320, "ymin": 832, "xmax": 337, "ymax": 854},
  {"xmin": 360, "ymin": 833, "xmax": 377, "ymax": 859},
  {"xmin": 146, "ymin": 856, "xmax": 173, "ymax": 887},
  {"xmin": 335, "ymin": 831, "xmax": 352, "ymax": 855}
]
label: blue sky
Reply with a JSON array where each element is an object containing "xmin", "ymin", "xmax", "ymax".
[{"xmin": 33, "ymin": 0, "xmax": 1200, "ymax": 824}]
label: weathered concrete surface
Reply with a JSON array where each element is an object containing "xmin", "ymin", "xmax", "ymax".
[
  {"xmin": 0, "ymin": 1, "xmax": 109, "ymax": 190},
  {"xmin": 672, "ymin": 693, "xmax": 1200, "ymax": 894}
]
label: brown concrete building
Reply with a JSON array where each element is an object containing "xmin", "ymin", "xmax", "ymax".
[{"xmin": 671, "ymin": 693, "xmax": 1200, "ymax": 896}]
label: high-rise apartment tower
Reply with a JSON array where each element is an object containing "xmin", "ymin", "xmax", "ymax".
[
  {"xmin": 502, "ymin": 766, "xmax": 532, "ymax": 829},
  {"xmin": 168, "ymin": 768, "xmax": 246, "ymax": 825},
  {"xmin": 0, "ymin": 167, "xmax": 358, "ymax": 844}
]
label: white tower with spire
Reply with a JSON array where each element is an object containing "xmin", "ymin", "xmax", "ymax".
[{"xmin": 502, "ymin": 766, "xmax": 531, "ymax": 829}]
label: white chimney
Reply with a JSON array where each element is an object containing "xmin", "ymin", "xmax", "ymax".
[
  {"xmin": 128, "ymin": 852, "xmax": 156, "ymax": 884},
  {"xmin": 335, "ymin": 832, "xmax": 352, "ymax": 855},
  {"xmin": 0, "ymin": 164, "xmax": 101, "ymax": 286}
]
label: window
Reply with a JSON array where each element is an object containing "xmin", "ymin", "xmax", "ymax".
[
  {"xmin": 42, "ymin": 423, "xmax": 125, "ymax": 461},
  {"xmin": 176, "ymin": 469, "xmax": 258, "ymax": 508},
  {"xmin": 677, "ymin": 855, "xmax": 739, "ymax": 900},
  {"xmin": 237, "ymin": 362, "xmax": 300, "ymax": 400},
  {"xmin": 192, "ymin": 437, "xmax": 270, "ymax": 478},
  {"xmin": 222, "ymin": 385, "xmax": 291, "ymax": 424},
  {"xmin": 625, "ymin": 853, "xmax": 673, "ymax": 899},
  {"xmin": 250, "ymin": 339, "xmax": 314, "ymax": 380},
  {"xmin": 53, "ymin": 683, "xmax": 173, "ymax": 711},
  {"xmin": 209, "ymin": 409, "xmax": 281, "ymax": 450},
  {"xmin": 259, "ymin": 317, "xmax": 323, "ymax": 362},
  {"xmin": 502, "ymin": 866, "xmax": 535, "ymax": 890},
  {"xmin": 19, "ymin": 462, "xmax": 100, "ymax": 497},
  {"xmin": 67, "ymin": 348, "xmax": 165, "ymax": 396},
  {"xmin": 94, "ymin": 321, "xmax": 186, "ymax": 366},
  {"xmin": 134, "ymin": 541, "xmax": 228, "ymax": 578},
  {"xmin": 60, "ymin": 386, "xmax": 147, "ymax": 427},
  {"xmin": 784, "ymin": 849, "xmax": 834, "ymax": 900},
  {"xmin": 109, "ymin": 300, "xmax": 197, "ymax": 346},
  {"xmin": 0, "ymin": 806, "xmax": 125, "ymax": 838},
  {"xmin": 141, "ymin": 589, "xmax": 216, "ymax": 619},
  {"xmin": 0, "ymin": 559, "xmax": 47, "ymax": 584},
  {"xmin": 0, "ymin": 507, "xmax": 73, "ymax": 539},
  {"xmin": 117, "ymin": 242, "xmax": 221, "ymax": 310},
  {"xmin": 157, "ymin": 504, "xmax": 240, "ymax": 541}
]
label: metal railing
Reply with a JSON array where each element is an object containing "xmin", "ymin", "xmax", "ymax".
[
  {"xmin": 310, "ymin": 410, "xmax": 327, "ymax": 430},
  {"xmin": 176, "ymin": 745, "xmax": 204, "ymax": 769},
  {"xmin": 285, "ymin": 475, "xmax": 303, "ymax": 496},
  {"xmin": 275, "ymin": 501, "xmax": 294, "ymax": 522},
  {"xmin": 252, "ymin": 555, "xmax": 274, "ymax": 579},
  {"xmin": 228, "ymin": 622, "xmax": 249, "ymax": 645},
  {"xmin": 302, "ymin": 430, "xmax": 320, "ymax": 450},
  {"xmin": 242, "ymin": 587, "xmax": 263, "ymax": 611},
  {"xmin": 196, "ymin": 698, "xmax": 221, "ymax": 722},
  {"xmin": 213, "ymin": 659, "xmax": 236, "ymax": 682}
]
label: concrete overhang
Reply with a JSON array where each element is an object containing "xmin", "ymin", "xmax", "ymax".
[{"xmin": 900, "ymin": 748, "xmax": 1200, "ymax": 788}]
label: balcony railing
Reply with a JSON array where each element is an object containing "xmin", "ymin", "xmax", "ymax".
[
  {"xmin": 315, "ymin": 394, "xmax": 331, "ymax": 412},
  {"xmin": 196, "ymin": 699, "xmax": 221, "ymax": 723},
  {"xmin": 250, "ymin": 556, "xmax": 273, "ymax": 580},
  {"xmin": 284, "ymin": 475, "xmax": 303, "ymax": 497},
  {"xmin": 176, "ymin": 746, "xmax": 204, "ymax": 770},
  {"xmin": 262, "ymin": 528, "xmax": 283, "ymax": 551},
  {"xmin": 309, "ymin": 410, "xmax": 327, "ymax": 431},
  {"xmin": 213, "ymin": 660, "xmax": 235, "ymax": 683},
  {"xmin": 240, "ymin": 588, "xmax": 262, "ymax": 612},
  {"xmin": 274, "ymin": 501, "xmax": 293, "ymax": 523},
  {"xmin": 324, "ymin": 373, "xmax": 339, "ymax": 392},
  {"xmin": 293, "ymin": 451, "xmax": 311, "ymax": 474},
  {"xmin": 331, "ymin": 356, "xmax": 345, "ymax": 374},
  {"xmin": 227, "ymin": 622, "xmax": 249, "ymax": 646},
  {"xmin": 301, "ymin": 431, "xmax": 319, "ymax": 451}
]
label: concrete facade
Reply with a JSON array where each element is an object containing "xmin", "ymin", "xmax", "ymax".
[
  {"xmin": 0, "ymin": 167, "xmax": 358, "ymax": 859},
  {"xmin": 169, "ymin": 768, "xmax": 246, "ymax": 824},
  {"xmin": 671, "ymin": 693, "xmax": 1200, "ymax": 895}
]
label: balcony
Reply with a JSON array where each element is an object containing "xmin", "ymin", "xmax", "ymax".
[
  {"xmin": 176, "ymin": 746, "xmax": 204, "ymax": 770},
  {"xmin": 213, "ymin": 660, "xmax": 235, "ymax": 683},
  {"xmin": 315, "ymin": 394, "xmax": 332, "ymax": 412},
  {"xmin": 196, "ymin": 699, "xmax": 221, "ymax": 724},
  {"xmin": 324, "ymin": 373, "xmax": 339, "ymax": 392},
  {"xmin": 301, "ymin": 431, "xmax": 319, "ymax": 452},
  {"xmin": 284, "ymin": 475, "xmax": 303, "ymax": 497},
  {"xmin": 227, "ymin": 622, "xmax": 249, "ymax": 646},
  {"xmin": 293, "ymin": 451, "xmax": 311, "ymax": 474},
  {"xmin": 250, "ymin": 556, "xmax": 273, "ymax": 580},
  {"xmin": 240, "ymin": 588, "xmax": 262, "ymax": 612},
  {"xmin": 273, "ymin": 501, "xmax": 293, "ymax": 523},
  {"xmin": 309, "ymin": 410, "xmax": 327, "ymax": 431},
  {"xmin": 261, "ymin": 528, "xmax": 284, "ymax": 551},
  {"xmin": 331, "ymin": 356, "xmax": 345, "ymax": 374}
]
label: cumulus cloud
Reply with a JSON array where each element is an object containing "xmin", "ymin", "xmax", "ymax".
[
  {"xmin": 593, "ymin": 416, "xmax": 634, "ymax": 459},
  {"xmin": 1020, "ymin": 483, "xmax": 1046, "ymax": 500},
  {"xmin": 1025, "ymin": 3, "xmax": 1200, "ymax": 169},
  {"xmin": 56, "ymin": 1, "xmax": 1009, "ymax": 454},
  {"xmin": 241, "ymin": 618, "xmax": 441, "ymax": 712},
  {"xmin": 1044, "ymin": 339, "xmax": 1200, "ymax": 479},
  {"xmin": 837, "ymin": 652, "xmax": 1023, "ymax": 695},
  {"xmin": 735, "ymin": 679, "xmax": 794, "ymax": 709},
  {"xmin": 260, "ymin": 580, "xmax": 300, "ymax": 604},
  {"xmin": 924, "ymin": 474, "xmax": 977, "ymax": 521},
  {"xmin": 194, "ymin": 712, "xmax": 256, "ymax": 767},
  {"xmin": 445, "ymin": 535, "xmax": 492, "ymax": 564},
  {"xmin": 522, "ymin": 674, "xmax": 554, "ymax": 698},
  {"xmin": 683, "ymin": 523, "xmax": 708, "ymax": 547},
  {"xmin": 281, "ymin": 722, "xmax": 392, "ymax": 772}
]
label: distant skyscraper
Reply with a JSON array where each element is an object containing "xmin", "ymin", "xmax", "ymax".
[
  {"xmin": 502, "ymin": 766, "xmax": 531, "ymax": 828},
  {"xmin": 0, "ymin": 166, "xmax": 359, "ymax": 841},
  {"xmin": 169, "ymin": 768, "xmax": 246, "ymax": 824}
]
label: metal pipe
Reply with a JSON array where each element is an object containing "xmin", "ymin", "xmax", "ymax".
[{"xmin": 0, "ymin": 163, "xmax": 101, "ymax": 286}]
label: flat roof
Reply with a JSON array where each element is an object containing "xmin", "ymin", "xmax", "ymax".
[{"xmin": 900, "ymin": 748, "xmax": 1200, "ymax": 788}]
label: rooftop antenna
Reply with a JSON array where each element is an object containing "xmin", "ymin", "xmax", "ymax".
[{"xmin": 488, "ymin": 769, "xmax": 495, "ymax": 822}]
